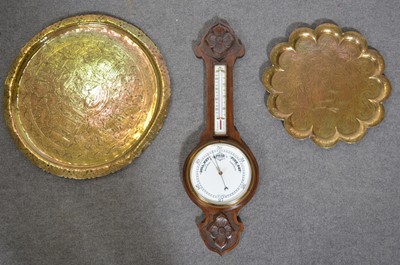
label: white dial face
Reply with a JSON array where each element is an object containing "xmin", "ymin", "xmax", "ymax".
[{"xmin": 189, "ymin": 143, "xmax": 252, "ymax": 205}]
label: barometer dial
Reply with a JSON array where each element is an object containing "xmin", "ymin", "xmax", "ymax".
[{"xmin": 189, "ymin": 143, "xmax": 252, "ymax": 205}]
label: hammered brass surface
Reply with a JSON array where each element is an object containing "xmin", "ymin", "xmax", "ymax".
[
  {"xmin": 263, "ymin": 24, "xmax": 391, "ymax": 148},
  {"xmin": 4, "ymin": 15, "xmax": 170, "ymax": 178}
]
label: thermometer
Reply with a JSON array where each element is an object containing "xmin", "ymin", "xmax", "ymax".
[{"xmin": 214, "ymin": 65, "xmax": 227, "ymax": 135}]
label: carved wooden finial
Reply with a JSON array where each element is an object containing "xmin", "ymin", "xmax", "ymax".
[{"xmin": 195, "ymin": 20, "xmax": 244, "ymax": 62}]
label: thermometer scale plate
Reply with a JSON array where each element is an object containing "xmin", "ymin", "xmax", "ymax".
[{"xmin": 214, "ymin": 64, "xmax": 227, "ymax": 135}]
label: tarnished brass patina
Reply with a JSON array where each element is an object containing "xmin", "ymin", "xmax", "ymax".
[
  {"xmin": 4, "ymin": 15, "xmax": 170, "ymax": 179},
  {"xmin": 263, "ymin": 24, "xmax": 391, "ymax": 148}
]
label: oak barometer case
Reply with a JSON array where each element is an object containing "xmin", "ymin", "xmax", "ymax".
[{"xmin": 183, "ymin": 20, "xmax": 259, "ymax": 255}]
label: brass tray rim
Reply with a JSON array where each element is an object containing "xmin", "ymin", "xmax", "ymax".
[{"xmin": 4, "ymin": 14, "xmax": 171, "ymax": 179}]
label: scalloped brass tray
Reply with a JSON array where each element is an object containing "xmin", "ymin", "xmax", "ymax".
[
  {"xmin": 4, "ymin": 15, "xmax": 170, "ymax": 179},
  {"xmin": 263, "ymin": 23, "xmax": 391, "ymax": 148}
]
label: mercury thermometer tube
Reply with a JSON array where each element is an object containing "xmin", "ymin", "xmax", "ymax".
[{"xmin": 214, "ymin": 65, "xmax": 227, "ymax": 135}]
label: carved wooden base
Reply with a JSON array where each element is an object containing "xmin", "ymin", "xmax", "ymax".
[{"xmin": 198, "ymin": 210, "xmax": 243, "ymax": 255}]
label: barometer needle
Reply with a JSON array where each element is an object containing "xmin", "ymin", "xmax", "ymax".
[
  {"xmin": 209, "ymin": 154, "xmax": 228, "ymax": 191},
  {"xmin": 221, "ymin": 175, "xmax": 229, "ymax": 191}
]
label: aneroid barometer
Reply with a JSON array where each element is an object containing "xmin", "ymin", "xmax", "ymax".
[{"xmin": 183, "ymin": 20, "xmax": 259, "ymax": 255}]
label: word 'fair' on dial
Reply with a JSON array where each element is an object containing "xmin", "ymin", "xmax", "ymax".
[{"xmin": 189, "ymin": 143, "xmax": 252, "ymax": 205}]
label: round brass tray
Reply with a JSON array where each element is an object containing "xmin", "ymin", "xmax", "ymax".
[
  {"xmin": 4, "ymin": 15, "xmax": 170, "ymax": 179},
  {"xmin": 263, "ymin": 23, "xmax": 391, "ymax": 148}
]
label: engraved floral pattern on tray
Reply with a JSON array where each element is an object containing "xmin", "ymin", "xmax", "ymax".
[
  {"xmin": 263, "ymin": 24, "xmax": 391, "ymax": 148},
  {"xmin": 19, "ymin": 27, "xmax": 153, "ymax": 165}
]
